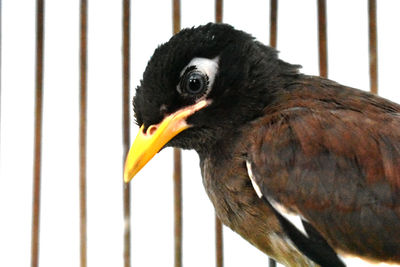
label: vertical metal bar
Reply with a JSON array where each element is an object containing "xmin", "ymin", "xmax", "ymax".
[
  {"xmin": 368, "ymin": 0, "xmax": 378, "ymax": 94},
  {"xmin": 268, "ymin": 257, "xmax": 276, "ymax": 267},
  {"xmin": 214, "ymin": 1, "xmax": 224, "ymax": 267},
  {"xmin": 122, "ymin": 0, "xmax": 131, "ymax": 266},
  {"xmin": 173, "ymin": 147, "xmax": 182, "ymax": 267},
  {"xmin": 317, "ymin": 0, "xmax": 328, "ymax": 78},
  {"xmin": 268, "ymin": 1, "xmax": 278, "ymax": 266},
  {"xmin": 172, "ymin": 2, "xmax": 182, "ymax": 267},
  {"xmin": 79, "ymin": 0, "xmax": 88, "ymax": 266},
  {"xmin": 269, "ymin": 0, "xmax": 277, "ymax": 48},
  {"xmin": 215, "ymin": 215, "xmax": 223, "ymax": 267},
  {"xmin": 215, "ymin": 0, "xmax": 223, "ymax": 23},
  {"xmin": 31, "ymin": 0, "xmax": 44, "ymax": 266},
  {"xmin": 173, "ymin": 0, "xmax": 181, "ymax": 34}
]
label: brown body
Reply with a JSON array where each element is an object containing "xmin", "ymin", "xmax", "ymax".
[
  {"xmin": 199, "ymin": 75, "xmax": 400, "ymax": 265},
  {"xmin": 251, "ymin": 76, "xmax": 400, "ymax": 263},
  {"xmin": 201, "ymin": 148, "xmax": 317, "ymax": 266}
]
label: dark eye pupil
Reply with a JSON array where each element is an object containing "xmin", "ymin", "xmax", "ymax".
[
  {"xmin": 184, "ymin": 72, "xmax": 207, "ymax": 95},
  {"xmin": 188, "ymin": 77, "xmax": 202, "ymax": 92}
]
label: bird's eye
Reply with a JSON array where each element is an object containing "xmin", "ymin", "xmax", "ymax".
[
  {"xmin": 177, "ymin": 57, "xmax": 219, "ymax": 98},
  {"xmin": 180, "ymin": 69, "xmax": 208, "ymax": 96},
  {"xmin": 182, "ymin": 71, "xmax": 208, "ymax": 95}
]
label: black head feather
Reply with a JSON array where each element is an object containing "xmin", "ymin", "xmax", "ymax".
[{"xmin": 133, "ymin": 23, "xmax": 300, "ymax": 153}]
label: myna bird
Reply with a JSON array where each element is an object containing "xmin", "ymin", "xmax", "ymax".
[{"xmin": 124, "ymin": 23, "xmax": 400, "ymax": 266}]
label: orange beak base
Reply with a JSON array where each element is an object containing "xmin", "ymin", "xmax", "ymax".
[{"xmin": 123, "ymin": 99, "xmax": 211, "ymax": 183}]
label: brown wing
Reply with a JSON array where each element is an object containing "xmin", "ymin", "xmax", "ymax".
[{"xmin": 248, "ymin": 78, "xmax": 400, "ymax": 263}]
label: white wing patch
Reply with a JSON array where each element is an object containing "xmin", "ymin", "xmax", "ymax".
[
  {"xmin": 339, "ymin": 255, "xmax": 400, "ymax": 267},
  {"xmin": 246, "ymin": 160, "xmax": 263, "ymax": 198},
  {"xmin": 246, "ymin": 160, "xmax": 308, "ymax": 237},
  {"xmin": 267, "ymin": 197, "xmax": 309, "ymax": 237}
]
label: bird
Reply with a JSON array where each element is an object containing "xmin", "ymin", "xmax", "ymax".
[{"xmin": 123, "ymin": 23, "xmax": 400, "ymax": 266}]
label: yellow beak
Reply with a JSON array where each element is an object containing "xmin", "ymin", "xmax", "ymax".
[{"xmin": 124, "ymin": 99, "xmax": 211, "ymax": 183}]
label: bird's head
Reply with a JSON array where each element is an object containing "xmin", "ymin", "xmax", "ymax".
[{"xmin": 124, "ymin": 23, "xmax": 300, "ymax": 182}]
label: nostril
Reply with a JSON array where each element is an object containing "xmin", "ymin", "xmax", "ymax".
[{"xmin": 147, "ymin": 125, "xmax": 158, "ymax": 135}]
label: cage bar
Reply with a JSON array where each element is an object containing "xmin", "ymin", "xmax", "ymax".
[
  {"xmin": 31, "ymin": 0, "xmax": 44, "ymax": 266},
  {"xmin": 269, "ymin": 0, "xmax": 277, "ymax": 49},
  {"xmin": 172, "ymin": 2, "xmax": 183, "ymax": 266},
  {"xmin": 215, "ymin": 215, "xmax": 223, "ymax": 267},
  {"xmin": 173, "ymin": 147, "xmax": 182, "ymax": 267},
  {"xmin": 214, "ymin": 1, "xmax": 224, "ymax": 267},
  {"xmin": 317, "ymin": 0, "xmax": 327, "ymax": 78},
  {"xmin": 215, "ymin": 0, "xmax": 223, "ymax": 24},
  {"xmin": 368, "ymin": 0, "xmax": 378, "ymax": 94},
  {"xmin": 268, "ymin": 1, "xmax": 278, "ymax": 266},
  {"xmin": 122, "ymin": 0, "xmax": 132, "ymax": 266},
  {"xmin": 79, "ymin": 0, "xmax": 88, "ymax": 266}
]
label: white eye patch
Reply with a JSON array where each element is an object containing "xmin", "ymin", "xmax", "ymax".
[{"xmin": 178, "ymin": 57, "xmax": 219, "ymax": 95}]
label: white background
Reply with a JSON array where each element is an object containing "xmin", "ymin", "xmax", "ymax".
[{"xmin": 1, "ymin": 0, "xmax": 400, "ymax": 266}]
